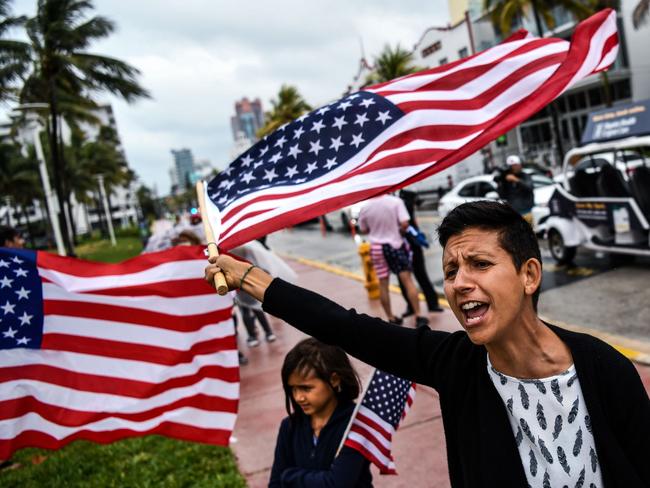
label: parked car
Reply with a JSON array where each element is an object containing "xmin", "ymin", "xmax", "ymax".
[{"xmin": 437, "ymin": 171, "xmax": 555, "ymax": 233}]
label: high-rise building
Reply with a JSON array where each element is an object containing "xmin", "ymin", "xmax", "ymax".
[
  {"xmin": 230, "ymin": 97, "xmax": 264, "ymax": 142},
  {"xmin": 171, "ymin": 148, "xmax": 196, "ymax": 191}
]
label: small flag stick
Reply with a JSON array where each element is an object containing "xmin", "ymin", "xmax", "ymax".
[{"xmin": 196, "ymin": 180, "xmax": 229, "ymax": 295}]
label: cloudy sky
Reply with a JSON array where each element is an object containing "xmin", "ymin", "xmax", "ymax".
[{"xmin": 8, "ymin": 0, "xmax": 449, "ymax": 194}]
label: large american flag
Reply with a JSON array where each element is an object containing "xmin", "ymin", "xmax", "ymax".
[
  {"xmin": 0, "ymin": 246, "xmax": 238, "ymax": 460},
  {"xmin": 205, "ymin": 9, "xmax": 618, "ymax": 250},
  {"xmin": 342, "ymin": 369, "xmax": 416, "ymax": 474}
]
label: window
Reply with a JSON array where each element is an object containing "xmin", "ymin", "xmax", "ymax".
[
  {"xmin": 439, "ymin": 57, "xmax": 448, "ymax": 66},
  {"xmin": 477, "ymin": 182, "xmax": 497, "ymax": 197},
  {"xmin": 458, "ymin": 47, "xmax": 469, "ymax": 59},
  {"xmin": 458, "ymin": 182, "xmax": 477, "ymax": 197},
  {"xmin": 421, "ymin": 41, "xmax": 442, "ymax": 58}
]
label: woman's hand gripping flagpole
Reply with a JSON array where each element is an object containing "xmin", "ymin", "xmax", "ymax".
[{"xmin": 196, "ymin": 180, "xmax": 229, "ymax": 295}]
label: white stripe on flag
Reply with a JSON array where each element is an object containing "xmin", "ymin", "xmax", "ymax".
[{"xmin": 347, "ymin": 431, "xmax": 395, "ymax": 469}]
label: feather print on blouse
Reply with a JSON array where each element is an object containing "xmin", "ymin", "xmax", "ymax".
[
  {"xmin": 557, "ymin": 446, "xmax": 571, "ymax": 474},
  {"xmin": 552, "ymin": 415, "xmax": 563, "ymax": 440},
  {"xmin": 551, "ymin": 379, "xmax": 563, "ymax": 404},
  {"xmin": 568, "ymin": 397, "xmax": 580, "ymax": 424},
  {"xmin": 515, "ymin": 426, "xmax": 523, "ymax": 447},
  {"xmin": 589, "ymin": 447, "xmax": 598, "ymax": 473},
  {"xmin": 529, "ymin": 449, "xmax": 538, "ymax": 477},
  {"xmin": 567, "ymin": 374, "xmax": 578, "ymax": 387},
  {"xmin": 575, "ymin": 466, "xmax": 586, "ymax": 488},
  {"xmin": 519, "ymin": 383, "xmax": 530, "ymax": 409},
  {"xmin": 538, "ymin": 438, "xmax": 554, "ymax": 464},
  {"xmin": 543, "ymin": 471, "xmax": 551, "ymax": 488},
  {"xmin": 536, "ymin": 401, "xmax": 547, "ymax": 430},
  {"xmin": 532, "ymin": 380, "xmax": 547, "ymax": 394},
  {"xmin": 519, "ymin": 418, "xmax": 536, "ymax": 445},
  {"xmin": 573, "ymin": 427, "xmax": 583, "ymax": 457},
  {"xmin": 584, "ymin": 414, "xmax": 592, "ymax": 434}
]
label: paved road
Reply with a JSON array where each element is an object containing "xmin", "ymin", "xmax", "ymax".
[{"xmin": 267, "ymin": 212, "xmax": 650, "ymax": 350}]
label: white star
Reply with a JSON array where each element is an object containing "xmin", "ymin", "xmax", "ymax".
[
  {"xmin": 304, "ymin": 162, "xmax": 318, "ymax": 174},
  {"xmin": 359, "ymin": 98, "xmax": 375, "ymax": 108},
  {"xmin": 274, "ymin": 135, "xmax": 287, "ymax": 148},
  {"xmin": 348, "ymin": 94, "xmax": 360, "ymax": 100},
  {"xmin": 329, "ymin": 136, "xmax": 343, "ymax": 152},
  {"xmin": 288, "ymin": 144, "xmax": 302, "ymax": 160},
  {"xmin": 310, "ymin": 119, "xmax": 325, "ymax": 134},
  {"xmin": 1, "ymin": 301, "xmax": 16, "ymax": 315},
  {"xmin": 308, "ymin": 140, "xmax": 323, "ymax": 156},
  {"xmin": 316, "ymin": 106, "xmax": 330, "ymax": 116},
  {"xmin": 324, "ymin": 158, "xmax": 338, "ymax": 170},
  {"xmin": 292, "ymin": 126, "xmax": 305, "ymax": 139},
  {"xmin": 18, "ymin": 312, "xmax": 33, "ymax": 326},
  {"xmin": 218, "ymin": 195, "xmax": 228, "ymax": 204},
  {"xmin": 0, "ymin": 276, "xmax": 12, "ymax": 288},
  {"xmin": 258, "ymin": 146, "xmax": 269, "ymax": 157},
  {"xmin": 11, "ymin": 256, "xmax": 23, "ymax": 264},
  {"xmin": 253, "ymin": 160, "xmax": 264, "ymax": 169},
  {"xmin": 241, "ymin": 171, "xmax": 255, "ymax": 184},
  {"xmin": 0, "ymin": 259, "xmax": 9, "ymax": 268},
  {"xmin": 240, "ymin": 154, "xmax": 254, "ymax": 167},
  {"xmin": 13, "ymin": 268, "xmax": 27, "ymax": 278},
  {"xmin": 218, "ymin": 179, "xmax": 231, "ymax": 188},
  {"xmin": 296, "ymin": 113, "xmax": 309, "ymax": 123},
  {"xmin": 15, "ymin": 287, "xmax": 30, "ymax": 300},
  {"xmin": 269, "ymin": 152, "xmax": 282, "ymax": 164},
  {"xmin": 285, "ymin": 166, "xmax": 299, "ymax": 178},
  {"xmin": 262, "ymin": 168, "xmax": 278, "ymax": 182},
  {"xmin": 223, "ymin": 166, "xmax": 234, "ymax": 176},
  {"xmin": 16, "ymin": 336, "xmax": 31, "ymax": 345},
  {"xmin": 332, "ymin": 116, "xmax": 347, "ymax": 131},
  {"xmin": 2, "ymin": 327, "xmax": 17, "ymax": 339},
  {"xmin": 224, "ymin": 180, "xmax": 235, "ymax": 191},
  {"xmin": 354, "ymin": 112, "xmax": 369, "ymax": 127},
  {"xmin": 295, "ymin": 178, "xmax": 307, "ymax": 183},
  {"xmin": 376, "ymin": 111, "xmax": 392, "ymax": 125},
  {"xmin": 350, "ymin": 133, "xmax": 365, "ymax": 148},
  {"xmin": 337, "ymin": 100, "xmax": 352, "ymax": 111}
]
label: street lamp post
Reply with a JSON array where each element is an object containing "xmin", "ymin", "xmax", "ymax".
[
  {"xmin": 97, "ymin": 174, "xmax": 117, "ymax": 246},
  {"xmin": 13, "ymin": 104, "xmax": 66, "ymax": 256}
]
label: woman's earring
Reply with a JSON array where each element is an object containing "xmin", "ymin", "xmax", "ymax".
[{"xmin": 336, "ymin": 385, "xmax": 342, "ymax": 393}]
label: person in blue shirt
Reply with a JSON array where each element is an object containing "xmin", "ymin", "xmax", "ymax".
[{"xmin": 269, "ymin": 338, "xmax": 373, "ymax": 487}]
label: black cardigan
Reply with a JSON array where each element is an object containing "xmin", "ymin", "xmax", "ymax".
[
  {"xmin": 263, "ymin": 278, "xmax": 650, "ymax": 487},
  {"xmin": 268, "ymin": 402, "xmax": 373, "ymax": 487}
]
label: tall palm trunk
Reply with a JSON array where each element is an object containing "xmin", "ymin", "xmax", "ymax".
[
  {"xmin": 47, "ymin": 84, "xmax": 73, "ymax": 254},
  {"xmin": 57, "ymin": 125, "xmax": 78, "ymax": 245},
  {"xmin": 530, "ymin": 0, "xmax": 565, "ymax": 163}
]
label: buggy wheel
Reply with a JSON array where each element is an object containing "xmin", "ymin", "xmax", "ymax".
[{"xmin": 548, "ymin": 229, "xmax": 576, "ymax": 265}]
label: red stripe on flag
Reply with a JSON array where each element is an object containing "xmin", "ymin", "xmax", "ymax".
[
  {"xmin": 0, "ymin": 394, "xmax": 237, "ymax": 426},
  {"xmin": 343, "ymin": 438, "xmax": 396, "ymax": 475},
  {"xmin": 44, "ymin": 299, "xmax": 232, "ymax": 331},
  {"xmin": 0, "ymin": 363, "xmax": 238, "ymax": 399},
  {"xmin": 84, "ymin": 279, "xmax": 217, "ymax": 298},
  {"xmin": 0, "ymin": 423, "xmax": 233, "ymax": 460},
  {"xmin": 349, "ymin": 423, "xmax": 392, "ymax": 459},
  {"xmin": 37, "ymin": 246, "xmax": 207, "ymax": 277},
  {"xmin": 41, "ymin": 334, "xmax": 237, "ymax": 365}
]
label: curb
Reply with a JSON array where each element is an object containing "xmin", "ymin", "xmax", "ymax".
[{"xmin": 283, "ymin": 254, "xmax": 649, "ymax": 366}]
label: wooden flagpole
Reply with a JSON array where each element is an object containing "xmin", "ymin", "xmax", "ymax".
[{"xmin": 196, "ymin": 180, "xmax": 229, "ymax": 295}]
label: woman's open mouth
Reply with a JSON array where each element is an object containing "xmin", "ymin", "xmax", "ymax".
[{"xmin": 460, "ymin": 301, "xmax": 489, "ymax": 327}]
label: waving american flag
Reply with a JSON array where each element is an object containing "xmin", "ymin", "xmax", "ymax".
[
  {"xmin": 0, "ymin": 247, "xmax": 238, "ymax": 459},
  {"xmin": 206, "ymin": 10, "xmax": 618, "ymax": 249}
]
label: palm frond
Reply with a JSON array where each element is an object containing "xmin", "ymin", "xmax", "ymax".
[{"xmin": 633, "ymin": 0, "xmax": 650, "ymax": 28}]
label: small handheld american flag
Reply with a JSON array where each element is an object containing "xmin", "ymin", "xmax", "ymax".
[{"xmin": 341, "ymin": 368, "xmax": 416, "ymax": 474}]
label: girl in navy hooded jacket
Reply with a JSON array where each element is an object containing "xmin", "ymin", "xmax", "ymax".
[{"xmin": 269, "ymin": 338, "xmax": 373, "ymax": 487}]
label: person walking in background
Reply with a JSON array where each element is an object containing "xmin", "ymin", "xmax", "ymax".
[
  {"xmin": 398, "ymin": 189, "xmax": 443, "ymax": 319},
  {"xmin": 0, "ymin": 226, "xmax": 25, "ymax": 249},
  {"xmin": 269, "ymin": 338, "xmax": 373, "ymax": 487},
  {"xmin": 358, "ymin": 194, "xmax": 428, "ymax": 328},
  {"xmin": 495, "ymin": 155, "xmax": 535, "ymax": 222}
]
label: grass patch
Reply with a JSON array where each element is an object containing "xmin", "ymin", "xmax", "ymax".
[
  {"xmin": 75, "ymin": 236, "xmax": 143, "ymax": 262},
  {"xmin": 0, "ymin": 436, "xmax": 247, "ymax": 487}
]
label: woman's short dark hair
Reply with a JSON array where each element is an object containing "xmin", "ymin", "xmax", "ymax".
[
  {"xmin": 281, "ymin": 338, "xmax": 361, "ymax": 418},
  {"xmin": 437, "ymin": 201, "xmax": 542, "ymax": 309}
]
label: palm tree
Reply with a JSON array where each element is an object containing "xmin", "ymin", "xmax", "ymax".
[
  {"xmin": 0, "ymin": 0, "xmax": 30, "ymax": 103},
  {"xmin": 485, "ymin": 0, "xmax": 592, "ymax": 37},
  {"xmin": 364, "ymin": 44, "xmax": 421, "ymax": 86},
  {"xmin": 632, "ymin": 0, "xmax": 649, "ymax": 28},
  {"xmin": 20, "ymin": 0, "xmax": 150, "ymax": 254},
  {"xmin": 258, "ymin": 84, "xmax": 312, "ymax": 137}
]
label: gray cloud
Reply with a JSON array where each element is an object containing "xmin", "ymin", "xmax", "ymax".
[{"xmin": 8, "ymin": 0, "xmax": 448, "ymax": 194}]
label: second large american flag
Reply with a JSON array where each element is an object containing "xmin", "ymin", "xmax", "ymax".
[{"xmin": 207, "ymin": 9, "xmax": 618, "ymax": 250}]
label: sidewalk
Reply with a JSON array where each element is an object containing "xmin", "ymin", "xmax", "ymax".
[{"xmin": 231, "ymin": 258, "xmax": 650, "ymax": 488}]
